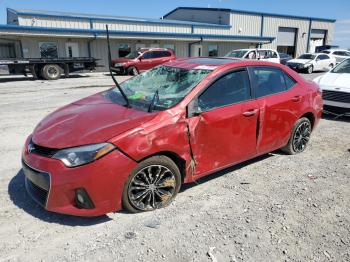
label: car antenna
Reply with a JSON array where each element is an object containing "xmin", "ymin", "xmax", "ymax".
[{"xmin": 105, "ymin": 24, "xmax": 130, "ymax": 108}]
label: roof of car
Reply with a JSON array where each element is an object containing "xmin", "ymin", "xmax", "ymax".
[
  {"xmin": 139, "ymin": 48, "xmax": 173, "ymax": 52},
  {"xmin": 324, "ymin": 49, "xmax": 349, "ymax": 52},
  {"xmin": 164, "ymin": 57, "xmax": 286, "ymax": 70}
]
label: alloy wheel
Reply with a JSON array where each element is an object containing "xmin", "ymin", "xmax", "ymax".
[
  {"xmin": 128, "ymin": 165, "xmax": 176, "ymax": 211},
  {"xmin": 292, "ymin": 121, "xmax": 311, "ymax": 153}
]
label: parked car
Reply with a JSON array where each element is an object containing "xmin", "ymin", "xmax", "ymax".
[
  {"xmin": 313, "ymin": 58, "xmax": 350, "ymax": 111},
  {"xmin": 225, "ymin": 49, "xmax": 280, "ymax": 63},
  {"xmin": 111, "ymin": 48, "xmax": 176, "ymax": 75},
  {"xmin": 22, "ymin": 58, "xmax": 322, "ymax": 216},
  {"xmin": 279, "ymin": 53, "xmax": 293, "ymax": 65},
  {"xmin": 321, "ymin": 49, "xmax": 350, "ymax": 64},
  {"xmin": 286, "ymin": 53, "xmax": 336, "ymax": 74}
]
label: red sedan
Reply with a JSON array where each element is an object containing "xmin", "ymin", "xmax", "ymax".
[
  {"xmin": 111, "ymin": 48, "xmax": 176, "ymax": 75},
  {"xmin": 22, "ymin": 58, "xmax": 323, "ymax": 216}
]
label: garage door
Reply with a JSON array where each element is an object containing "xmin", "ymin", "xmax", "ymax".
[
  {"xmin": 309, "ymin": 29, "xmax": 327, "ymax": 53},
  {"xmin": 277, "ymin": 27, "xmax": 297, "ymax": 46}
]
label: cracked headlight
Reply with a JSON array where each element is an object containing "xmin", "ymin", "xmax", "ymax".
[{"xmin": 53, "ymin": 143, "xmax": 115, "ymax": 167}]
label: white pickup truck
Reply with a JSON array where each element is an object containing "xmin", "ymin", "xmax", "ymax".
[{"xmin": 225, "ymin": 49, "xmax": 280, "ymax": 63}]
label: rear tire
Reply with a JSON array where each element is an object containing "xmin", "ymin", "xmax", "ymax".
[
  {"xmin": 127, "ymin": 66, "xmax": 139, "ymax": 76},
  {"xmin": 281, "ymin": 117, "xmax": 312, "ymax": 155},
  {"xmin": 122, "ymin": 156, "xmax": 181, "ymax": 213},
  {"xmin": 41, "ymin": 64, "xmax": 62, "ymax": 80}
]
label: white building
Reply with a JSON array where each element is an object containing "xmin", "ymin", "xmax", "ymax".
[{"xmin": 0, "ymin": 7, "xmax": 335, "ymax": 70}]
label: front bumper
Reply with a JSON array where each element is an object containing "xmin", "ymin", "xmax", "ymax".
[
  {"xmin": 287, "ymin": 64, "xmax": 306, "ymax": 71},
  {"xmin": 22, "ymin": 136, "xmax": 137, "ymax": 216},
  {"xmin": 110, "ymin": 66, "xmax": 126, "ymax": 75}
]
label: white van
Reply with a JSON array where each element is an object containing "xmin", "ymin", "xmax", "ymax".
[{"xmin": 225, "ymin": 49, "xmax": 281, "ymax": 63}]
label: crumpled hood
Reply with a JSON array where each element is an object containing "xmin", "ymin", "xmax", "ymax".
[
  {"xmin": 32, "ymin": 92, "xmax": 156, "ymax": 149},
  {"xmin": 318, "ymin": 72, "xmax": 350, "ymax": 91},
  {"xmin": 288, "ymin": 59, "xmax": 313, "ymax": 64}
]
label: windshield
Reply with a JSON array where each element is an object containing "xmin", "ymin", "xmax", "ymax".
[
  {"xmin": 298, "ymin": 54, "xmax": 316, "ymax": 60},
  {"xmin": 225, "ymin": 50, "xmax": 248, "ymax": 58},
  {"xmin": 106, "ymin": 66, "xmax": 211, "ymax": 112},
  {"xmin": 125, "ymin": 51, "xmax": 141, "ymax": 59},
  {"xmin": 331, "ymin": 59, "xmax": 350, "ymax": 74}
]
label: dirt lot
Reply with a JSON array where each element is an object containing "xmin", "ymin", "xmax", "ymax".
[{"xmin": 0, "ymin": 72, "xmax": 349, "ymax": 262}]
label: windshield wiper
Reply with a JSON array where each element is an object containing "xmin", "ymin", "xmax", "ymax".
[
  {"xmin": 106, "ymin": 25, "xmax": 130, "ymax": 108},
  {"xmin": 148, "ymin": 90, "xmax": 159, "ymax": 113}
]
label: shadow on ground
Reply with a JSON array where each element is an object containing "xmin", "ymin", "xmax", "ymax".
[
  {"xmin": 8, "ymin": 170, "xmax": 111, "ymax": 226},
  {"xmin": 181, "ymin": 153, "xmax": 273, "ymax": 192},
  {"xmin": 0, "ymin": 74, "xmax": 89, "ymax": 83}
]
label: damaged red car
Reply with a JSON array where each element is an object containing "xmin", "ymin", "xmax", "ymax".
[{"xmin": 22, "ymin": 58, "xmax": 323, "ymax": 216}]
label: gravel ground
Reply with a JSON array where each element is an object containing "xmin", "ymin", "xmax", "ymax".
[{"xmin": 0, "ymin": 72, "xmax": 349, "ymax": 262}]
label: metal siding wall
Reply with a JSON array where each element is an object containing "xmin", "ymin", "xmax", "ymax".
[
  {"xmin": 311, "ymin": 21, "xmax": 334, "ymax": 44},
  {"xmin": 230, "ymin": 13, "xmax": 261, "ymax": 36},
  {"xmin": 20, "ymin": 37, "xmax": 90, "ymax": 58},
  {"xmin": 92, "ymin": 21, "xmax": 191, "ymax": 34},
  {"xmin": 18, "ymin": 15, "xmax": 90, "ymax": 29},
  {"xmin": 263, "ymin": 17, "xmax": 309, "ymax": 57}
]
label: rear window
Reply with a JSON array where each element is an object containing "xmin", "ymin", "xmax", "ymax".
[
  {"xmin": 249, "ymin": 67, "xmax": 287, "ymax": 98},
  {"xmin": 283, "ymin": 72, "xmax": 296, "ymax": 89}
]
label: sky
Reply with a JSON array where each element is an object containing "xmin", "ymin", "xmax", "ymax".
[{"xmin": 0, "ymin": 0, "xmax": 349, "ymax": 48}]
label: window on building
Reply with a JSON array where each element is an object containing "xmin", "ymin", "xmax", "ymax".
[
  {"xmin": 39, "ymin": 42, "xmax": 58, "ymax": 59},
  {"xmin": 119, "ymin": 44, "xmax": 131, "ymax": 58},
  {"xmin": 198, "ymin": 70, "xmax": 251, "ymax": 112},
  {"xmin": 0, "ymin": 43, "xmax": 16, "ymax": 58},
  {"xmin": 249, "ymin": 67, "xmax": 287, "ymax": 98},
  {"xmin": 208, "ymin": 45, "xmax": 218, "ymax": 57}
]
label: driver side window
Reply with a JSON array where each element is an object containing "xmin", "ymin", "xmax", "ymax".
[{"xmin": 198, "ymin": 69, "xmax": 251, "ymax": 112}]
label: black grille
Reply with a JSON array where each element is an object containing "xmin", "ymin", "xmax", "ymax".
[
  {"xmin": 29, "ymin": 140, "xmax": 58, "ymax": 158},
  {"xmin": 25, "ymin": 178, "xmax": 49, "ymax": 207},
  {"xmin": 22, "ymin": 161, "xmax": 50, "ymax": 207},
  {"xmin": 322, "ymin": 90, "xmax": 350, "ymax": 103}
]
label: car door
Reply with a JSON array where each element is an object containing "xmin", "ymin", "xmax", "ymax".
[
  {"xmin": 247, "ymin": 66, "xmax": 302, "ymax": 154},
  {"xmin": 138, "ymin": 51, "xmax": 157, "ymax": 71},
  {"xmin": 314, "ymin": 55, "xmax": 323, "ymax": 71},
  {"xmin": 187, "ymin": 68, "xmax": 259, "ymax": 177},
  {"xmin": 155, "ymin": 51, "xmax": 173, "ymax": 65}
]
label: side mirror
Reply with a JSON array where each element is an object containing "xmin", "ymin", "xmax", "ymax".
[
  {"xmin": 138, "ymin": 57, "xmax": 143, "ymax": 61},
  {"xmin": 187, "ymin": 99, "xmax": 201, "ymax": 118}
]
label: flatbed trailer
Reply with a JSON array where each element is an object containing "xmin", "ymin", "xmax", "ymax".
[{"xmin": 0, "ymin": 57, "xmax": 98, "ymax": 80}]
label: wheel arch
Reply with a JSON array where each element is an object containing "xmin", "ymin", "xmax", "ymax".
[
  {"xmin": 138, "ymin": 151, "xmax": 187, "ymax": 183},
  {"xmin": 300, "ymin": 112, "xmax": 315, "ymax": 129}
]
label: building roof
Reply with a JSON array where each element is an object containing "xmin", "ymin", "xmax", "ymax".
[
  {"xmin": 7, "ymin": 8, "xmax": 230, "ymax": 28},
  {"xmin": 163, "ymin": 7, "xmax": 336, "ymax": 23},
  {"xmin": 0, "ymin": 24, "xmax": 275, "ymax": 43}
]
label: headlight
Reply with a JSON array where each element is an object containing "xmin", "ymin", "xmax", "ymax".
[
  {"xmin": 52, "ymin": 143, "xmax": 115, "ymax": 167},
  {"xmin": 114, "ymin": 63, "xmax": 125, "ymax": 67}
]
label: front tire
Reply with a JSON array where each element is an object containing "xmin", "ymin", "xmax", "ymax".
[
  {"xmin": 127, "ymin": 66, "xmax": 139, "ymax": 76},
  {"xmin": 122, "ymin": 156, "xmax": 181, "ymax": 213},
  {"xmin": 282, "ymin": 117, "xmax": 312, "ymax": 155},
  {"xmin": 306, "ymin": 65, "xmax": 313, "ymax": 74}
]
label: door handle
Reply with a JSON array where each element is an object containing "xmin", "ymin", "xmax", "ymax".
[
  {"xmin": 291, "ymin": 95, "xmax": 301, "ymax": 102},
  {"xmin": 243, "ymin": 109, "xmax": 258, "ymax": 117}
]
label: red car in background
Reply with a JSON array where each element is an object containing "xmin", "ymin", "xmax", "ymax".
[
  {"xmin": 111, "ymin": 48, "xmax": 176, "ymax": 75},
  {"xmin": 22, "ymin": 58, "xmax": 323, "ymax": 216}
]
